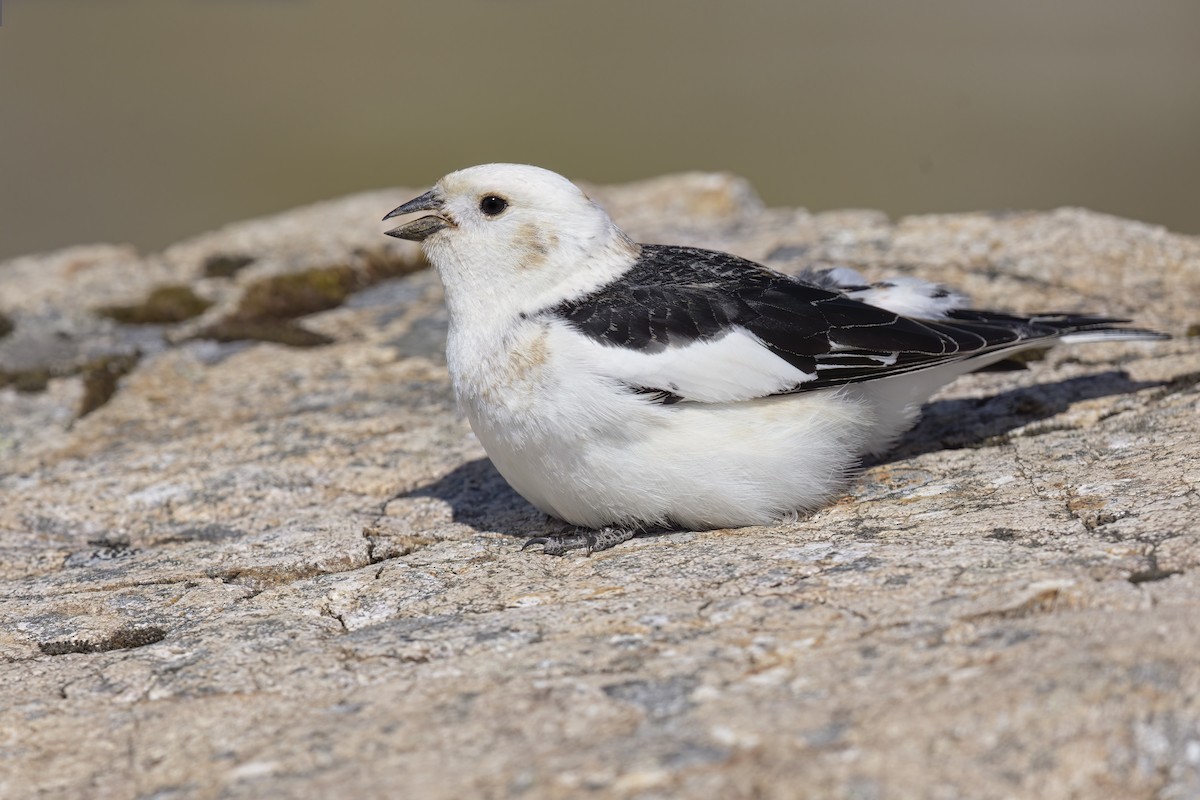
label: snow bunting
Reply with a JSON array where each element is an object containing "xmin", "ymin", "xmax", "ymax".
[{"xmin": 384, "ymin": 164, "xmax": 1166, "ymax": 554}]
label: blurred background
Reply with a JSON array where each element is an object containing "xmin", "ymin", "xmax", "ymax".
[{"xmin": 1, "ymin": 0, "xmax": 1198, "ymax": 262}]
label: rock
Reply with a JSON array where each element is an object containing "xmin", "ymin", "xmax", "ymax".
[{"xmin": 1, "ymin": 174, "xmax": 1198, "ymax": 799}]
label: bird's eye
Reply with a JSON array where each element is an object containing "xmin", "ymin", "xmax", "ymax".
[{"xmin": 479, "ymin": 195, "xmax": 508, "ymax": 217}]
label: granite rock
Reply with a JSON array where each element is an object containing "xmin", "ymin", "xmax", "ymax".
[{"xmin": 1, "ymin": 174, "xmax": 1198, "ymax": 799}]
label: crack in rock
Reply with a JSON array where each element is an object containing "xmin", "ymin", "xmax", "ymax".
[{"xmin": 39, "ymin": 625, "xmax": 167, "ymax": 656}]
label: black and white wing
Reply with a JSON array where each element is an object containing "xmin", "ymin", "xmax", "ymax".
[{"xmin": 548, "ymin": 244, "xmax": 1163, "ymax": 404}]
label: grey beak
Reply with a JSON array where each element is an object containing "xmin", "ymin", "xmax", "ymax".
[{"xmin": 383, "ymin": 190, "xmax": 450, "ymax": 241}]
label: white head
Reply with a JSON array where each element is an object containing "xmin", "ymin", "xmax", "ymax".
[{"xmin": 384, "ymin": 164, "xmax": 638, "ymax": 323}]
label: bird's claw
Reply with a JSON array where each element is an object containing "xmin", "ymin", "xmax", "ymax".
[
  {"xmin": 521, "ymin": 532, "xmax": 596, "ymax": 556},
  {"xmin": 521, "ymin": 527, "xmax": 637, "ymax": 556}
]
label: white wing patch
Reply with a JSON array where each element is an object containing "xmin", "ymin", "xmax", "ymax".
[
  {"xmin": 844, "ymin": 276, "xmax": 967, "ymax": 319},
  {"xmin": 546, "ymin": 319, "xmax": 814, "ymax": 403}
]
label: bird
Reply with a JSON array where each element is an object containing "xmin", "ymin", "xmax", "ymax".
[{"xmin": 383, "ymin": 164, "xmax": 1167, "ymax": 555}]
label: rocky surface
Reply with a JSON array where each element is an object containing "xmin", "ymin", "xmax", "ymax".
[{"xmin": 1, "ymin": 174, "xmax": 1198, "ymax": 799}]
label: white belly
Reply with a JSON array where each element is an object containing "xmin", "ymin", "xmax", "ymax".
[{"xmin": 450, "ymin": 322, "xmax": 873, "ymax": 530}]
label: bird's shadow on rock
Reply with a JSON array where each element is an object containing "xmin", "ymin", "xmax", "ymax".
[
  {"xmin": 874, "ymin": 369, "xmax": 1161, "ymax": 465},
  {"xmin": 399, "ymin": 458, "xmax": 565, "ymax": 538}
]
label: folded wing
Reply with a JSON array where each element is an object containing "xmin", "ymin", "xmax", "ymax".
[{"xmin": 550, "ymin": 244, "xmax": 1164, "ymax": 403}]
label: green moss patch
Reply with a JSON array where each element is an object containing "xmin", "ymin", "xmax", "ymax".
[
  {"xmin": 98, "ymin": 285, "xmax": 213, "ymax": 324},
  {"xmin": 202, "ymin": 253, "xmax": 257, "ymax": 278},
  {"xmin": 231, "ymin": 266, "xmax": 360, "ymax": 322},
  {"xmin": 0, "ymin": 366, "xmax": 55, "ymax": 393},
  {"xmin": 230, "ymin": 248, "xmax": 426, "ymax": 323},
  {"xmin": 195, "ymin": 249, "xmax": 425, "ymax": 348},
  {"xmin": 195, "ymin": 320, "xmax": 334, "ymax": 348}
]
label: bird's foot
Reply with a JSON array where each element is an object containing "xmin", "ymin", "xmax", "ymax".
[{"xmin": 521, "ymin": 527, "xmax": 636, "ymax": 556}]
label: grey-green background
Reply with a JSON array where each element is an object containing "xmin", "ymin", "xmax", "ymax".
[{"xmin": 2, "ymin": 0, "xmax": 1198, "ymax": 263}]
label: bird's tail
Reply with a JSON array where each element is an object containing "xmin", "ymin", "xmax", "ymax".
[{"xmin": 944, "ymin": 310, "xmax": 1170, "ymax": 345}]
